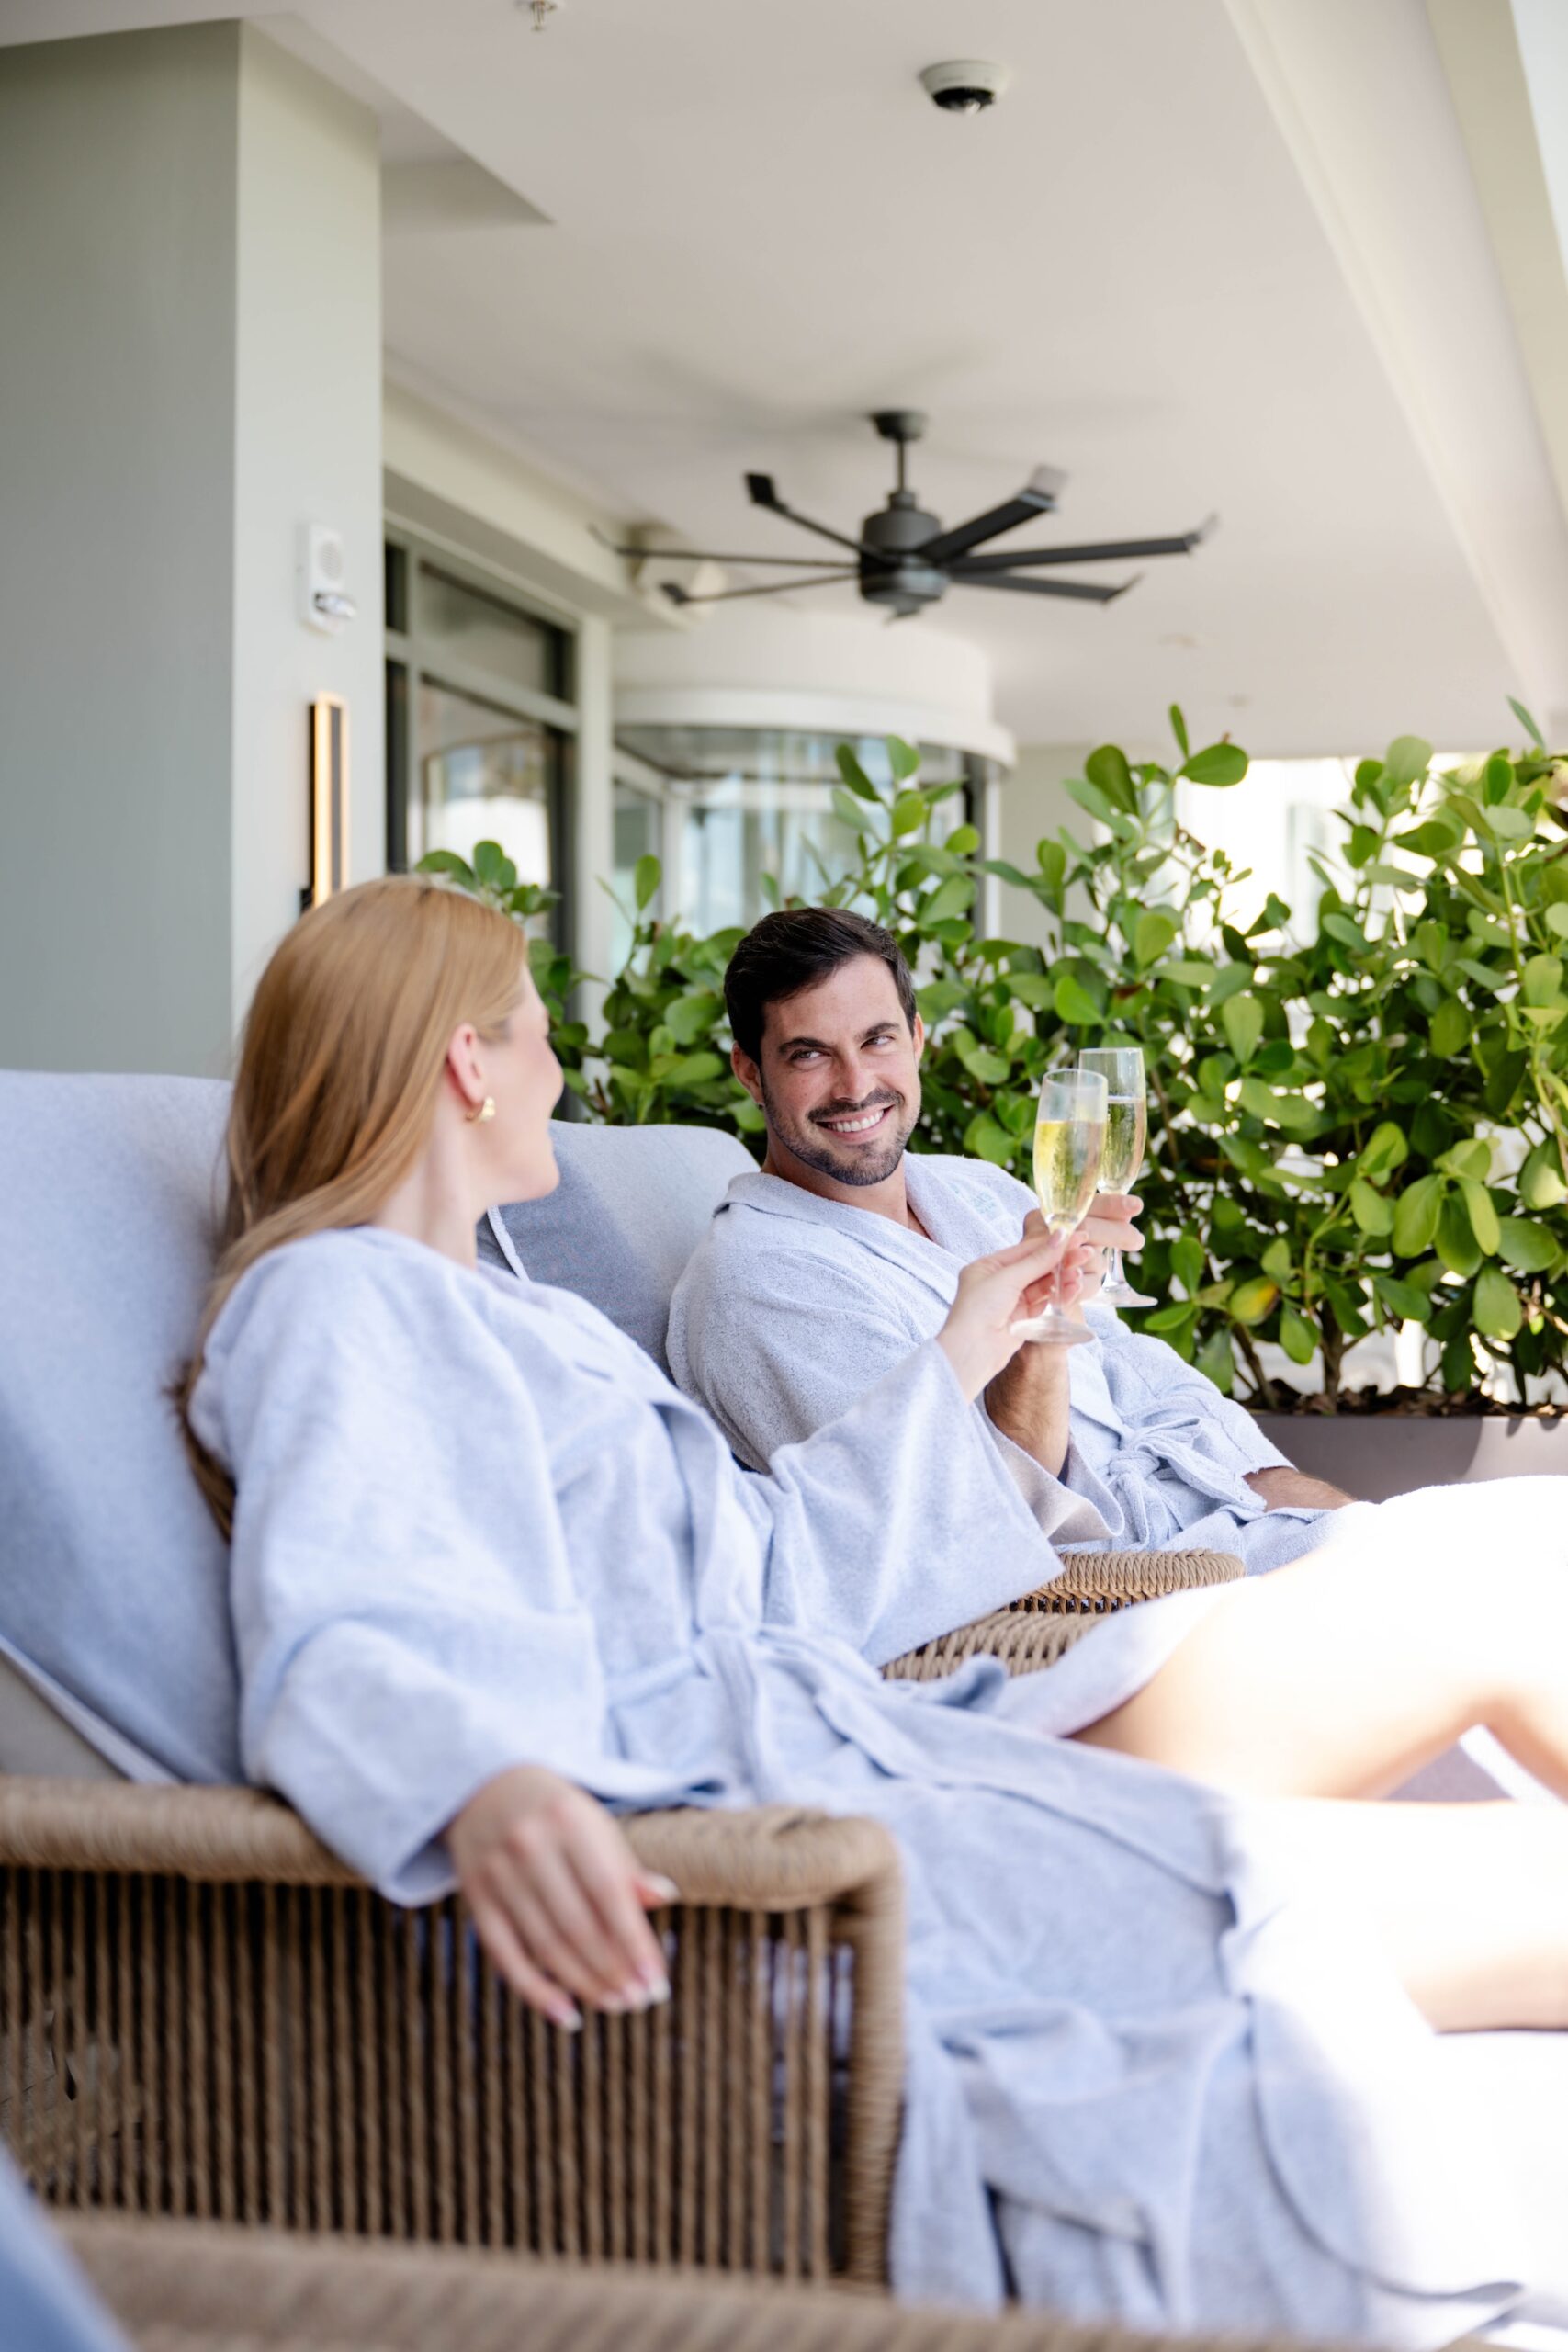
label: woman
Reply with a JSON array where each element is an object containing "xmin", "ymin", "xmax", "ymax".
[{"xmin": 180, "ymin": 877, "xmax": 1568, "ymax": 2343}]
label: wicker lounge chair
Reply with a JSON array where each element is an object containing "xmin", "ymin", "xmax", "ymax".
[
  {"xmin": 62, "ymin": 2211, "xmax": 1359, "ymax": 2352},
  {"xmin": 0, "ymin": 1075, "xmax": 1243, "ymax": 2280}
]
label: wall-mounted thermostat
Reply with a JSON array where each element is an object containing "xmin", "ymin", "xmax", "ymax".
[{"xmin": 299, "ymin": 524, "xmax": 357, "ymax": 635}]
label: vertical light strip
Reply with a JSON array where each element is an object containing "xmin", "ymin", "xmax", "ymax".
[{"xmin": 310, "ymin": 695, "xmax": 350, "ymax": 906}]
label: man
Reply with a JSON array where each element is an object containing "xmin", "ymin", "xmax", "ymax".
[{"xmin": 668, "ymin": 906, "xmax": 1351, "ymax": 1571}]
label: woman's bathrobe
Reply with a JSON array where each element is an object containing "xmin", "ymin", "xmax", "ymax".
[
  {"xmin": 666, "ymin": 1159, "xmax": 1327, "ymax": 1572},
  {"xmin": 192, "ymin": 1227, "xmax": 1568, "ymax": 2345}
]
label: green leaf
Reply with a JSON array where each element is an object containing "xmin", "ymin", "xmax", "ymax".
[
  {"xmin": 1133, "ymin": 910, "xmax": 1179, "ymax": 967},
  {"xmin": 1221, "ymin": 993, "xmax": 1263, "ymax": 1063},
  {"xmin": 1228, "ymin": 1275, "xmax": 1280, "ymax": 1324},
  {"xmin": 964, "ymin": 1112, "xmax": 1015, "ymax": 1168},
  {"xmin": 1496, "ymin": 1216, "xmax": 1557, "ymax": 1273},
  {"xmin": 1053, "ymin": 974, "xmax": 1102, "ymax": 1026},
  {"xmin": 1374, "ymin": 1273, "xmax": 1430, "ymax": 1322},
  {"xmin": 1436, "ymin": 1191, "xmax": 1483, "ymax": 1277},
  {"xmin": 1428, "ymin": 998, "xmax": 1469, "ymax": 1059},
  {"xmin": 1003, "ymin": 972, "xmax": 1054, "ymax": 1010},
  {"xmin": 1458, "ymin": 1177, "xmax": 1501, "ymax": 1254},
  {"xmin": 919, "ymin": 876, "xmax": 975, "ymax": 928},
  {"xmin": 1510, "ymin": 695, "xmax": 1547, "ymax": 752},
  {"xmin": 916, "ymin": 978, "xmax": 969, "ymax": 1023},
  {"xmin": 1438, "ymin": 1137, "xmax": 1492, "ymax": 1182},
  {"xmin": 1066, "ymin": 775, "xmax": 1116, "ymax": 828},
  {"xmin": 886, "ymin": 734, "xmax": 919, "ymax": 782},
  {"xmin": 1483, "ymin": 803, "xmax": 1534, "ymax": 840},
  {"xmin": 1520, "ymin": 1143, "xmax": 1568, "ymax": 1210},
  {"xmin": 1358, "ymin": 1121, "xmax": 1408, "ymax": 1179},
  {"xmin": 1196, "ymin": 1329, "xmax": 1235, "ymax": 1394},
  {"xmin": 471, "ymin": 840, "xmax": 513, "ymax": 888},
  {"xmin": 649, "ymin": 1050, "xmax": 726, "ymax": 1087},
  {"xmin": 947, "ymin": 824, "xmax": 980, "ymax": 855},
  {"xmin": 1260, "ymin": 1236, "xmax": 1292, "ymax": 1282},
  {"xmin": 834, "ymin": 745, "xmax": 880, "ymax": 800},
  {"xmin": 1393, "ymin": 1174, "xmax": 1444, "ymax": 1257},
  {"xmin": 663, "ymin": 989, "xmax": 724, "ymax": 1045},
  {"xmin": 1168, "ymin": 704, "xmax": 1190, "ymax": 758},
  {"xmin": 955, "ymin": 1041, "xmax": 1011, "ymax": 1085},
  {"xmin": 634, "ymin": 854, "xmax": 661, "ymax": 912},
  {"xmin": 1143, "ymin": 1303, "xmax": 1198, "ymax": 1336},
  {"xmin": 1382, "ymin": 734, "xmax": 1433, "ymax": 787},
  {"xmin": 891, "ymin": 789, "xmax": 926, "ymax": 837},
  {"xmin": 1349, "ymin": 1177, "xmax": 1394, "ymax": 1237},
  {"xmin": 1321, "ymin": 911, "xmax": 1367, "ymax": 949},
  {"xmin": 1172, "ymin": 1234, "xmax": 1207, "ymax": 1295},
  {"xmin": 831, "ymin": 785, "xmax": 876, "ymax": 834},
  {"xmin": 1280, "ymin": 1304, "xmax": 1317, "ymax": 1364},
  {"xmin": 1181, "ymin": 741, "xmax": 1248, "ymax": 786},
  {"xmin": 1085, "ymin": 743, "xmax": 1137, "ymax": 811},
  {"xmin": 1473, "ymin": 1264, "xmax": 1522, "ymax": 1341},
  {"xmin": 1162, "ymin": 959, "xmax": 1215, "ymax": 986},
  {"xmin": 1543, "ymin": 904, "xmax": 1568, "ymax": 941},
  {"xmin": 1522, "ymin": 952, "xmax": 1564, "ymax": 1006},
  {"xmin": 415, "ymin": 848, "xmax": 476, "ymax": 886}
]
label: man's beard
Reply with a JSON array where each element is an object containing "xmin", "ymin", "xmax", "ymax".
[{"xmin": 761, "ymin": 1080, "xmax": 918, "ymax": 1187}]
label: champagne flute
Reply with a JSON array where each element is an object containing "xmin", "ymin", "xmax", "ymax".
[
  {"xmin": 1077, "ymin": 1046, "xmax": 1156, "ymax": 1308},
  {"xmin": 1017, "ymin": 1069, "xmax": 1108, "ymax": 1346}
]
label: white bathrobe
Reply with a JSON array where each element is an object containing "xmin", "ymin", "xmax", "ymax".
[
  {"xmin": 189, "ymin": 1225, "xmax": 1568, "ymax": 2346},
  {"xmin": 668, "ymin": 1157, "xmax": 1330, "ymax": 1574}
]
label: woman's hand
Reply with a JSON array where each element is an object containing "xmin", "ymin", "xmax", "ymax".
[
  {"xmin": 448, "ymin": 1763, "xmax": 676, "ymax": 2030},
  {"xmin": 935, "ymin": 1222, "xmax": 1071, "ymax": 1402}
]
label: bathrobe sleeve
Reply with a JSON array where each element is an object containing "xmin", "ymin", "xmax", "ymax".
[
  {"xmin": 196, "ymin": 1244, "xmax": 681, "ymax": 1904},
  {"xmin": 739, "ymin": 1339, "xmax": 1075, "ymax": 1667},
  {"xmin": 1100, "ymin": 1323, "xmax": 1295, "ymax": 1479},
  {"xmin": 671, "ymin": 1227, "xmax": 1110, "ymax": 1546}
]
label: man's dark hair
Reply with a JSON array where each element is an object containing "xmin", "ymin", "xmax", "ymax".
[{"xmin": 724, "ymin": 907, "xmax": 918, "ymax": 1062}]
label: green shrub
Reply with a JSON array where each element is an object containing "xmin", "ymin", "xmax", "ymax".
[{"xmin": 423, "ymin": 707, "xmax": 1568, "ymax": 1409}]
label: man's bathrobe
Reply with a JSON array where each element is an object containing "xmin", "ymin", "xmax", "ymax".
[
  {"xmin": 667, "ymin": 1156, "xmax": 1330, "ymax": 1575},
  {"xmin": 191, "ymin": 1225, "xmax": 1568, "ymax": 2345}
]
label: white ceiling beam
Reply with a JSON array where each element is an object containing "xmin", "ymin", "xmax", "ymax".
[{"xmin": 1224, "ymin": 0, "xmax": 1568, "ymax": 741}]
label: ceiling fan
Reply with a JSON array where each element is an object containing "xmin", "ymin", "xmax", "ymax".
[{"xmin": 608, "ymin": 410, "xmax": 1215, "ymax": 620}]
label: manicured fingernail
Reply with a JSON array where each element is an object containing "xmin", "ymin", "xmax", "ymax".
[
  {"xmin": 641, "ymin": 1974, "xmax": 671, "ymax": 2007},
  {"xmin": 553, "ymin": 2004, "xmax": 581, "ymax": 2032},
  {"xmin": 646, "ymin": 1874, "xmax": 679, "ymax": 1903},
  {"xmin": 598, "ymin": 1989, "xmax": 634, "ymax": 2013}
]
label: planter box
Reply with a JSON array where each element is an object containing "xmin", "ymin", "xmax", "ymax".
[{"xmin": 1249, "ymin": 1409, "xmax": 1568, "ymax": 1503}]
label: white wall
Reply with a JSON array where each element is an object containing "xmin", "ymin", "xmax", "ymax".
[
  {"xmin": 230, "ymin": 27, "xmax": 383, "ymax": 1020},
  {"xmin": 0, "ymin": 23, "xmax": 381, "ymax": 1075},
  {"xmin": 994, "ymin": 744, "xmax": 1093, "ymax": 949},
  {"xmin": 0, "ymin": 26, "xmax": 240, "ymax": 1074}
]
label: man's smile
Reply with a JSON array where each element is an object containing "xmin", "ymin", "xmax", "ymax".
[{"xmin": 814, "ymin": 1101, "xmax": 897, "ymax": 1137}]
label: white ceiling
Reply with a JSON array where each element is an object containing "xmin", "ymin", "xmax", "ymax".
[{"xmin": 10, "ymin": 0, "xmax": 1568, "ymax": 756}]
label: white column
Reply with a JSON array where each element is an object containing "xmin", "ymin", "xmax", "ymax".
[
  {"xmin": 0, "ymin": 24, "xmax": 380, "ymax": 1076},
  {"xmin": 571, "ymin": 614, "xmax": 615, "ymax": 1026}
]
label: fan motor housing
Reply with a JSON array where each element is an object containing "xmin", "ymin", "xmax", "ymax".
[{"xmin": 859, "ymin": 493, "xmax": 947, "ymax": 615}]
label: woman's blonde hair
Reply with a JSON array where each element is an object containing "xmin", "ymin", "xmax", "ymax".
[{"xmin": 175, "ymin": 875, "xmax": 528, "ymax": 1534}]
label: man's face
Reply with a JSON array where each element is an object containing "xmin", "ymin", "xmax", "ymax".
[{"xmin": 737, "ymin": 954, "xmax": 924, "ymax": 1188}]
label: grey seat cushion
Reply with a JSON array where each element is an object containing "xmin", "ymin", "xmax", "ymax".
[
  {"xmin": 0, "ymin": 1072, "xmax": 751, "ymax": 1780},
  {"xmin": 481, "ymin": 1120, "xmax": 755, "ymax": 1372},
  {"xmin": 0, "ymin": 1071, "xmax": 239, "ymax": 1781}
]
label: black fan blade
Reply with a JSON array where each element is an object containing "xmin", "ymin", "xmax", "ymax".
[
  {"xmin": 957, "ymin": 571, "xmax": 1137, "ymax": 605},
  {"xmin": 953, "ymin": 516, "xmax": 1217, "ymax": 574},
  {"xmin": 912, "ymin": 464, "xmax": 1066, "ymax": 567},
  {"xmin": 747, "ymin": 472, "xmax": 890, "ymax": 561},
  {"xmin": 662, "ymin": 570, "xmax": 857, "ymax": 607},
  {"xmin": 605, "ymin": 546, "xmax": 882, "ymax": 569}
]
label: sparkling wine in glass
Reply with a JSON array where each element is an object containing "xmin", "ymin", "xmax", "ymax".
[
  {"xmin": 1077, "ymin": 1046, "xmax": 1156, "ymax": 1308},
  {"xmin": 1017, "ymin": 1069, "xmax": 1108, "ymax": 1346}
]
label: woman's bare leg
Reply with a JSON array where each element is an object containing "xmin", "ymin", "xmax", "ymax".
[
  {"xmin": 1255, "ymin": 1798, "xmax": 1568, "ymax": 2030},
  {"xmin": 1077, "ymin": 1478, "xmax": 1568, "ymax": 1801}
]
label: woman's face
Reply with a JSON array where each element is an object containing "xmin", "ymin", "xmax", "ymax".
[{"xmin": 481, "ymin": 959, "xmax": 562, "ymax": 1204}]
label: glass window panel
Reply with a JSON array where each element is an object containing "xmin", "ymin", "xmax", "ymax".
[
  {"xmin": 417, "ymin": 678, "xmax": 552, "ymax": 888},
  {"xmin": 611, "ymin": 726, "xmax": 981, "ymax": 937},
  {"xmin": 417, "ymin": 563, "xmax": 559, "ymax": 695},
  {"xmin": 610, "ymin": 780, "xmax": 662, "ymax": 968}
]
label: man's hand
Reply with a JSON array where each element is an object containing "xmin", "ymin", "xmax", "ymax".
[
  {"xmin": 1246, "ymin": 1464, "xmax": 1356, "ymax": 1511},
  {"xmin": 448, "ymin": 1764, "xmax": 677, "ymax": 2030},
  {"xmin": 1063, "ymin": 1192, "xmax": 1144, "ymax": 1309}
]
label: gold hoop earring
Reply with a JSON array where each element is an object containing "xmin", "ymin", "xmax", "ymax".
[{"xmin": 466, "ymin": 1095, "xmax": 496, "ymax": 1125}]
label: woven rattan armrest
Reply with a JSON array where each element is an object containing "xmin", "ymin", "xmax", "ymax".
[
  {"xmin": 883, "ymin": 1548, "xmax": 1242, "ymax": 1683},
  {"xmin": 62, "ymin": 2214, "xmax": 1374, "ymax": 2352},
  {"xmin": 0, "ymin": 1779, "xmax": 904, "ymax": 2285}
]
